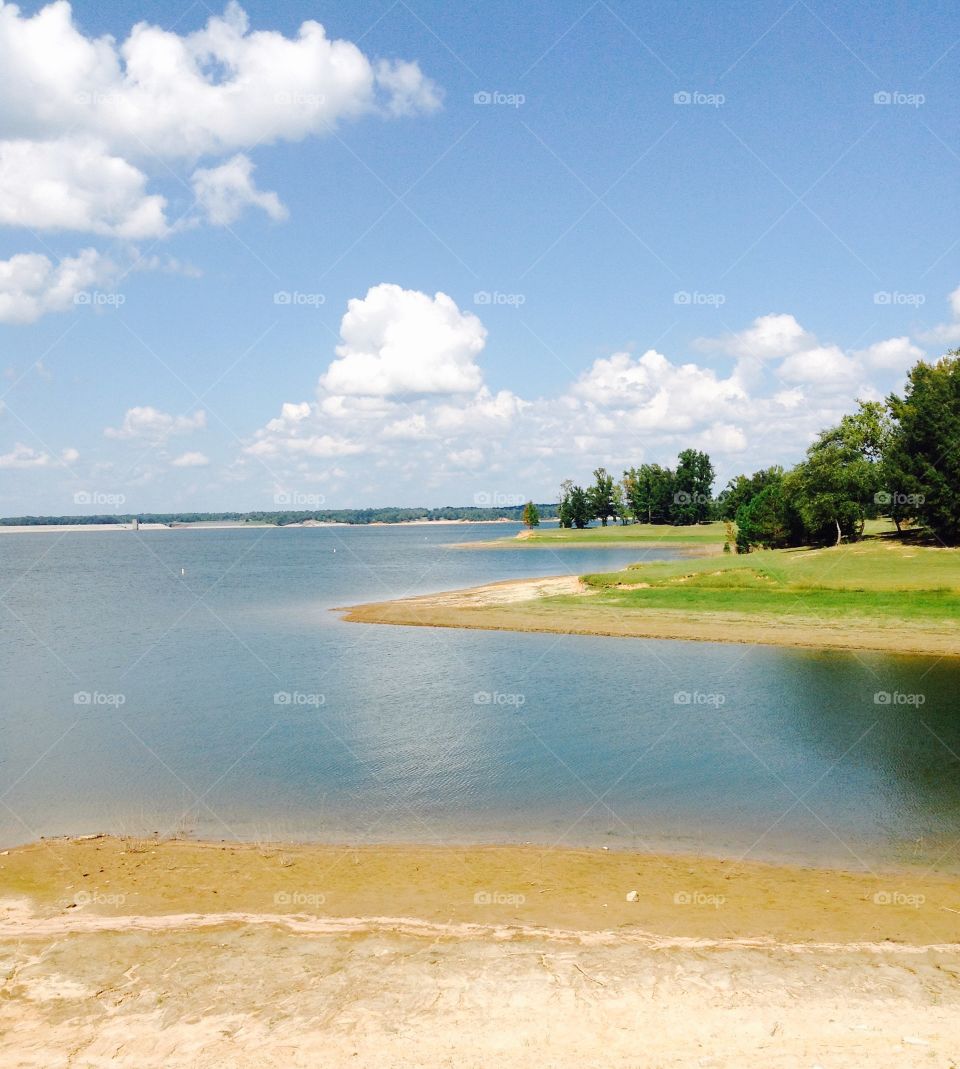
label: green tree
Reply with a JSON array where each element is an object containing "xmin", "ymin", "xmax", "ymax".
[
  {"xmin": 734, "ymin": 481, "xmax": 801, "ymax": 552},
  {"xmin": 588, "ymin": 467, "xmax": 616, "ymax": 526},
  {"xmin": 717, "ymin": 467, "xmax": 785, "ymax": 521},
  {"xmin": 884, "ymin": 354, "xmax": 960, "ymax": 543},
  {"xmin": 671, "ymin": 449, "xmax": 715, "ymax": 524},
  {"xmin": 567, "ymin": 485, "xmax": 592, "ymax": 529},
  {"xmin": 622, "ymin": 464, "xmax": 675, "ymax": 524},
  {"xmin": 785, "ymin": 402, "xmax": 887, "ymax": 545},
  {"xmin": 557, "ymin": 480, "xmax": 574, "ymax": 528},
  {"xmin": 521, "ymin": 501, "xmax": 540, "ymax": 528}
]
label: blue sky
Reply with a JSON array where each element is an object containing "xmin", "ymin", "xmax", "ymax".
[{"xmin": 1, "ymin": 0, "xmax": 958, "ymax": 513}]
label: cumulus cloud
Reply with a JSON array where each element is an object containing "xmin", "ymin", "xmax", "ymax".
[
  {"xmin": 0, "ymin": 1, "xmax": 441, "ymax": 157},
  {"xmin": 0, "ymin": 137, "xmax": 167, "ymax": 237},
  {"xmin": 0, "ymin": 1, "xmax": 441, "ymax": 297},
  {"xmin": 701, "ymin": 313, "xmax": 812, "ymax": 361},
  {"xmin": 777, "ymin": 344, "xmax": 861, "ymax": 384},
  {"xmin": 191, "ymin": 154, "xmax": 286, "ymax": 226},
  {"xmin": 320, "ymin": 283, "xmax": 487, "ymax": 398},
  {"xmin": 171, "ymin": 451, "xmax": 210, "ymax": 467},
  {"xmin": 104, "ymin": 407, "xmax": 206, "ymax": 443},
  {"xmin": 855, "ymin": 336, "xmax": 925, "ymax": 371},
  {"xmin": 919, "ymin": 284, "xmax": 960, "ymax": 346},
  {"xmin": 0, "ymin": 247, "xmax": 113, "ymax": 324},
  {"xmin": 0, "ymin": 442, "xmax": 76, "ymax": 468}
]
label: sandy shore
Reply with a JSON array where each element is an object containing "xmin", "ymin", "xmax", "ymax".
[
  {"xmin": 339, "ymin": 574, "xmax": 960, "ymax": 657},
  {"xmin": 2, "ymin": 837, "xmax": 960, "ymax": 1067}
]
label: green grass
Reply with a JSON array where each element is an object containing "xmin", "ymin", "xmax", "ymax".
[
  {"xmin": 512, "ymin": 521, "xmax": 730, "ymax": 545},
  {"xmin": 576, "ymin": 537, "xmax": 960, "ymax": 624}
]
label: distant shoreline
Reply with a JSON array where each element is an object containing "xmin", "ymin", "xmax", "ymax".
[{"xmin": 0, "ymin": 518, "xmax": 524, "ymax": 534}]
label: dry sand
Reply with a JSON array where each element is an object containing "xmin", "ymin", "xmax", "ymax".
[
  {"xmin": 340, "ymin": 574, "xmax": 960, "ymax": 657},
  {"xmin": 2, "ymin": 837, "xmax": 960, "ymax": 1066}
]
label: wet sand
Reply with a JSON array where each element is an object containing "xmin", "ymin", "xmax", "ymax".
[{"xmin": 2, "ymin": 837, "xmax": 960, "ymax": 1066}]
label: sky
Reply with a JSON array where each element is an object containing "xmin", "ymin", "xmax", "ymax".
[{"xmin": 0, "ymin": 0, "xmax": 959, "ymax": 514}]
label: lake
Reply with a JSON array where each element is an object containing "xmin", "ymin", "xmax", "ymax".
[{"xmin": 1, "ymin": 522, "xmax": 958, "ymax": 871}]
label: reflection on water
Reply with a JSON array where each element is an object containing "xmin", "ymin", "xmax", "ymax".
[{"xmin": 1, "ymin": 524, "xmax": 958, "ymax": 871}]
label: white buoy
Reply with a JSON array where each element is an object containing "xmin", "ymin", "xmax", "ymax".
[{"xmin": 180, "ymin": 567, "xmax": 185, "ymax": 577}]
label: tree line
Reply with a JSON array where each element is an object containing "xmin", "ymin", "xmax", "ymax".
[{"xmin": 557, "ymin": 352, "xmax": 960, "ymax": 549}]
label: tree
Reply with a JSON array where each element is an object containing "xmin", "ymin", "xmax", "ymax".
[
  {"xmin": 884, "ymin": 354, "xmax": 960, "ymax": 543},
  {"xmin": 567, "ymin": 485, "xmax": 592, "ymax": 529},
  {"xmin": 671, "ymin": 449, "xmax": 715, "ymax": 525},
  {"xmin": 521, "ymin": 501, "xmax": 540, "ymax": 528},
  {"xmin": 623, "ymin": 464, "xmax": 675, "ymax": 524},
  {"xmin": 611, "ymin": 482, "xmax": 630, "ymax": 525},
  {"xmin": 734, "ymin": 481, "xmax": 801, "ymax": 552},
  {"xmin": 717, "ymin": 467, "xmax": 784, "ymax": 521},
  {"xmin": 588, "ymin": 467, "xmax": 616, "ymax": 526},
  {"xmin": 557, "ymin": 480, "xmax": 574, "ymax": 528},
  {"xmin": 785, "ymin": 402, "xmax": 886, "ymax": 545}
]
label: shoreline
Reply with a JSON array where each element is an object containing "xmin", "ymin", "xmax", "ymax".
[
  {"xmin": 5, "ymin": 837, "xmax": 960, "ymax": 1066},
  {"xmin": 0, "ymin": 518, "xmax": 526, "ymax": 534},
  {"xmin": 339, "ymin": 573, "xmax": 960, "ymax": 658},
  {"xmin": 4, "ymin": 835, "xmax": 960, "ymax": 944}
]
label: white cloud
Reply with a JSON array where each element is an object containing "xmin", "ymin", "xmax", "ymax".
[
  {"xmin": 777, "ymin": 344, "xmax": 861, "ymax": 384},
  {"xmin": 855, "ymin": 336, "xmax": 925, "ymax": 371},
  {"xmin": 702, "ymin": 313, "xmax": 812, "ymax": 360},
  {"xmin": 0, "ymin": 442, "xmax": 76, "ymax": 468},
  {"xmin": 0, "ymin": 247, "xmax": 113, "ymax": 324},
  {"xmin": 105, "ymin": 407, "xmax": 206, "ymax": 443},
  {"xmin": 191, "ymin": 154, "xmax": 286, "ymax": 226},
  {"xmin": 0, "ymin": 137, "xmax": 167, "ymax": 237},
  {"xmin": 171, "ymin": 451, "xmax": 210, "ymax": 468},
  {"xmin": 0, "ymin": 2, "xmax": 440, "ymax": 158},
  {"xmin": 320, "ymin": 283, "xmax": 487, "ymax": 397},
  {"xmin": 919, "ymin": 284, "xmax": 960, "ymax": 346}
]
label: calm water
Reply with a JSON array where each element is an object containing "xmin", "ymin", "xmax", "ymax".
[{"xmin": 1, "ymin": 523, "xmax": 959, "ymax": 871}]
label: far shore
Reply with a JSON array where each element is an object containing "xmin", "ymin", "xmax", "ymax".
[{"xmin": 0, "ymin": 517, "xmax": 525, "ymax": 534}]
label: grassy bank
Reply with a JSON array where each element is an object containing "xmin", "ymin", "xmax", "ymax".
[
  {"xmin": 343, "ymin": 536, "xmax": 960, "ymax": 656},
  {"xmin": 470, "ymin": 520, "xmax": 729, "ymax": 547}
]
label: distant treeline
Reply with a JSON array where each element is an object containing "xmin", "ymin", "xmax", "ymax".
[
  {"xmin": 0, "ymin": 504, "xmax": 560, "ymax": 527},
  {"xmin": 559, "ymin": 352, "xmax": 960, "ymax": 549}
]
